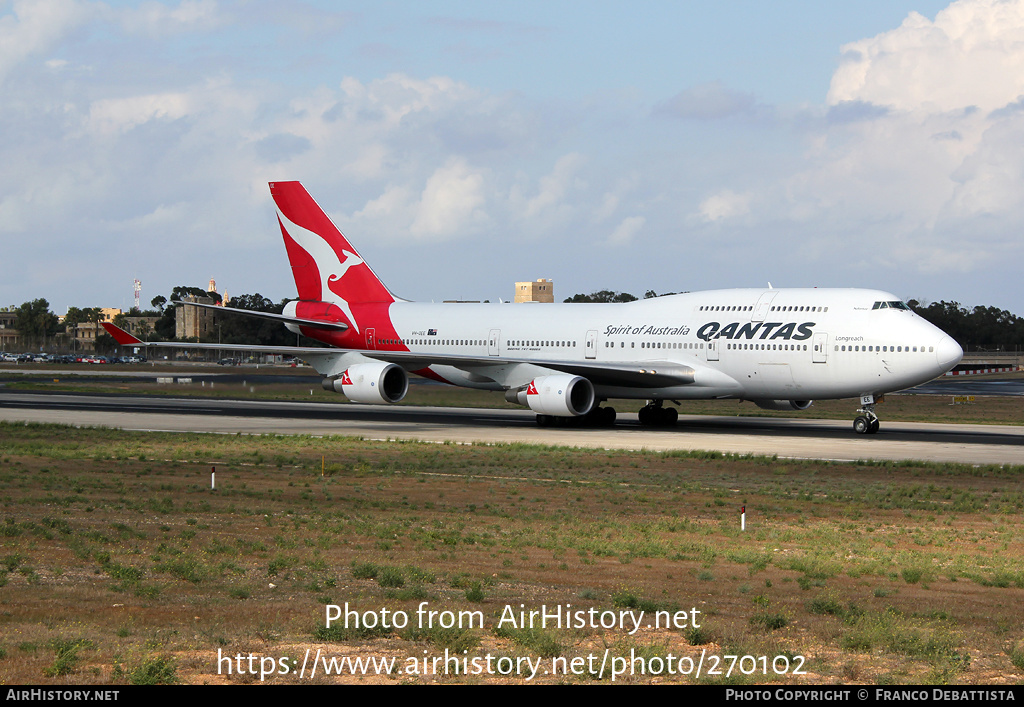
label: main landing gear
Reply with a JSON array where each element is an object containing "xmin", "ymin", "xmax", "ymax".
[
  {"xmin": 853, "ymin": 394, "xmax": 880, "ymax": 435},
  {"xmin": 638, "ymin": 400, "xmax": 678, "ymax": 427}
]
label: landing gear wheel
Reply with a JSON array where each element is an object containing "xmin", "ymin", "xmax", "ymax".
[
  {"xmin": 536, "ymin": 414, "xmax": 551, "ymax": 427},
  {"xmin": 851, "ymin": 393, "xmax": 884, "ymax": 432},
  {"xmin": 854, "ymin": 394, "xmax": 881, "ymax": 435},
  {"xmin": 639, "ymin": 403, "xmax": 677, "ymax": 427},
  {"xmin": 583, "ymin": 405, "xmax": 617, "ymax": 427},
  {"xmin": 638, "ymin": 406, "xmax": 654, "ymax": 426}
]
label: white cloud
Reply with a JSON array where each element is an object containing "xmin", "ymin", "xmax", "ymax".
[
  {"xmin": 516, "ymin": 153, "xmax": 585, "ymax": 219},
  {"xmin": 0, "ymin": 0, "xmax": 97, "ymax": 83},
  {"xmin": 104, "ymin": 202, "xmax": 188, "ymax": 231},
  {"xmin": 410, "ymin": 158, "xmax": 488, "ymax": 240},
  {"xmin": 87, "ymin": 91, "xmax": 194, "ymax": 133},
  {"xmin": 829, "ymin": 0, "xmax": 1024, "ymax": 113},
  {"xmin": 594, "ymin": 192, "xmax": 619, "ymax": 222},
  {"xmin": 343, "ymin": 160, "xmax": 489, "ymax": 244},
  {"xmin": 118, "ymin": 0, "xmax": 223, "ymax": 36},
  {"xmin": 706, "ymin": 0, "xmax": 1024, "ymax": 281},
  {"xmin": 698, "ymin": 189, "xmax": 751, "ymax": 223},
  {"xmin": 607, "ymin": 216, "xmax": 645, "ymax": 246},
  {"xmin": 7, "ymin": 1, "xmax": 1024, "ymax": 311},
  {"xmin": 346, "ymin": 184, "xmax": 417, "ymax": 234},
  {"xmin": 337, "ymin": 73, "xmax": 480, "ymax": 128}
]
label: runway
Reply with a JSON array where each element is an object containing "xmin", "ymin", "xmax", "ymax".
[{"xmin": 1, "ymin": 389, "xmax": 1021, "ymax": 465}]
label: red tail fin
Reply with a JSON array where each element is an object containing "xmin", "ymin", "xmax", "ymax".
[{"xmin": 270, "ymin": 181, "xmax": 396, "ymax": 306}]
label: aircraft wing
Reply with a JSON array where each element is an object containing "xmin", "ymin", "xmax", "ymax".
[
  {"xmin": 359, "ymin": 352, "xmax": 695, "ymax": 388},
  {"xmin": 102, "ymin": 323, "xmax": 697, "ymax": 388}
]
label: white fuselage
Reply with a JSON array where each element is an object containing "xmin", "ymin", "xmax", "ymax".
[{"xmin": 381, "ymin": 288, "xmax": 962, "ymax": 402}]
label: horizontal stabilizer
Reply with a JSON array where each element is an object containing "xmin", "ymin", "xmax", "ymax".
[
  {"xmin": 99, "ymin": 321, "xmax": 335, "ymax": 355},
  {"xmin": 101, "ymin": 322, "xmax": 144, "ymax": 346},
  {"xmin": 173, "ymin": 300, "xmax": 349, "ymax": 331}
]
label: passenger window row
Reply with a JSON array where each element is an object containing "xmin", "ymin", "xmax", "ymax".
[
  {"xmin": 697, "ymin": 305, "xmax": 828, "ymax": 313},
  {"xmin": 603, "ymin": 341, "xmax": 705, "ymax": 350},
  {"xmin": 508, "ymin": 341, "xmax": 575, "ymax": 347},
  {"xmin": 727, "ymin": 343, "xmax": 808, "ymax": 351},
  {"xmin": 401, "ymin": 339, "xmax": 576, "ymax": 348},
  {"xmin": 835, "ymin": 345, "xmax": 933, "ymax": 352},
  {"xmin": 404, "ymin": 339, "xmax": 483, "ymax": 346}
]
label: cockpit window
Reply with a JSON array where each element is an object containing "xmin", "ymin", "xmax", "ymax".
[{"xmin": 871, "ymin": 300, "xmax": 910, "ymax": 311}]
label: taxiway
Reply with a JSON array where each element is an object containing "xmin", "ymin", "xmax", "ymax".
[{"xmin": 0, "ymin": 390, "xmax": 1019, "ymax": 465}]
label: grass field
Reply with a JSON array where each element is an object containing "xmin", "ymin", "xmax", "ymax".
[{"xmin": 1, "ymin": 422, "xmax": 1023, "ymax": 684}]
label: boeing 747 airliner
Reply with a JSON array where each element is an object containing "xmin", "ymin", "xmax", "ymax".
[{"xmin": 104, "ymin": 181, "xmax": 963, "ymax": 434}]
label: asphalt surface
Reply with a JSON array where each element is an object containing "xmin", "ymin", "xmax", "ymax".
[{"xmin": 1, "ymin": 387, "xmax": 1021, "ymax": 465}]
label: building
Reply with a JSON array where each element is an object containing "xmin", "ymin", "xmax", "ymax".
[
  {"xmin": 175, "ymin": 295, "xmax": 219, "ymax": 340},
  {"xmin": 70, "ymin": 308, "xmax": 122, "ymax": 352},
  {"xmin": 121, "ymin": 315, "xmax": 160, "ymax": 339},
  {"xmin": 0, "ymin": 308, "xmax": 18, "ymax": 350},
  {"xmin": 514, "ymin": 278, "xmax": 554, "ymax": 303}
]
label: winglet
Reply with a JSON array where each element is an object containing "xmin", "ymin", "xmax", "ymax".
[{"xmin": 102, "ymin": 322, "xmax": 145, "ymax": 346}]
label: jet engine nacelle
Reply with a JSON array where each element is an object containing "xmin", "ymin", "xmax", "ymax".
[
  {"xmin": 322, "ymin": 362, "xmax": 408, "ymax": 404},
  {"xmin": 752, "ymin": 399, "xmax": 813, "ymax": 411},
  {"xmin": 508, "ymin": 374, "xmax": 595, "ymax": 417}
]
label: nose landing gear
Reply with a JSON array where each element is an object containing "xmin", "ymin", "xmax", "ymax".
[{"xmin": 854, "ymin": 394, "xmax": 880, "ymax": 434}]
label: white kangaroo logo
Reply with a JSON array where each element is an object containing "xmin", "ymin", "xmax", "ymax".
[{"xmin": 277, "ymin": 209, "xmax": 362, "ymax": 333}]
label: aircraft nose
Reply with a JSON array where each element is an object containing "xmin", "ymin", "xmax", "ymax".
[{"xmin": 935, "ymin": 336, "xmax": 963, "ymax": 370}]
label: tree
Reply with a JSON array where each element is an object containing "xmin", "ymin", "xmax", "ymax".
[
  {"xmin": 15, "ymin": 299, "xmax": 59, "ymax": 349},
  {"xmin": 134, "ymin": 319, "xmax": 153, "ymax": 339},
  {"xmin": 95, "ymin": 331, "xmax": 116, "ymax": 354},
  {"xmin": 77, "ymin": 307, "xmax": 106, "ymax": 352},
  {"xmin": 153, "ymin": 305, "xmax": 177, "ymax": 340},
  {"xmin": 909, "ymin": 300, "xmax": 967, "ymax": 345},
  {"xmin": 563, "ymin": 290, "xmax": 638, "ymax": 303},
  {"xmin": 169, "ymin": 286, "xmax": 221, "ymax": 305},
  {"xmin": 909, "ymin": 300, "xmax": 1024, "ymax": 350},
  {"xmin": 148, "ymin": 286, "xmax": 223, "ymax": 340},
  {"xmin": 227, "ymin": 293, "xmax": 276, "ymax": 312},
  {"xmin": 217, "ymin": 293, "xmax": 297, "ymax": 346}
]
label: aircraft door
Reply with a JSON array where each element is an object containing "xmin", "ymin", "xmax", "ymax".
[
  {"xmin": 812, "ymin": 332, "xmax": 828, "ymax": 363},
  {"xmin": 365, "ymin": 327, "xmax": 376, "ymax": 350},
  {"xmin": 706, "ymin": 337, "xmax": 720, "ymax": 361},
  {"xmin": 585, "ymin": 330, "xmax": 598, "ymax": 359},
  {"xmin": 752, "ymin": 292, "xmax": 777, "ymax": 322},
  {"xmin": 488, "ymin": 329, "xmax": 501, "ymax": 357}
]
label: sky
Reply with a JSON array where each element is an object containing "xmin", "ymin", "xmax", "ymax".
[{"xmin": 2, "ymin": 0, "xmax": 1023, "ymax": 316}]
